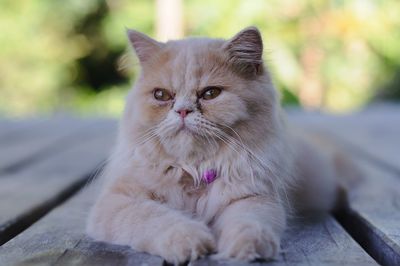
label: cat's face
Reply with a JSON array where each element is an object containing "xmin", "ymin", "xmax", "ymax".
[{"xmin": 126, "ymin": 27, "xmax": 276, "ymax": 160}]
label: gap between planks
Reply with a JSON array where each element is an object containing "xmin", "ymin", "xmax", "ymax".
[
  {"xmin": 310, "ymin": 130, "xmax": 400, "ymax": 266},
  {"xmin": 0, "ymin": 165, "xmax": 102, "ymax": 246},
  {"xmin": 334, "ymin": 206, "xmax": 400, "ymax": 266},
  {"xmin": 0, "ymin": 119, "xmax": 117, "ymax": 247}
]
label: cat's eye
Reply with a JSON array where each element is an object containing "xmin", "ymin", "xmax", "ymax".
[
  {"xmin": 153, "ymin": 88, "xmax": 173, "ymax": 101},
  {"xmin": 201, "ymin": 87, "xmax": 222, "ymax": 100}
]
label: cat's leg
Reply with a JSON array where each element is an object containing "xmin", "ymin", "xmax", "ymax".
[
  {"xmin": 86, "ymin": 189, "xmax": 215, "ymax": 264},
  {"xmin": 212, "ymin": 195, "xmax": 285, "ymax": 261}
]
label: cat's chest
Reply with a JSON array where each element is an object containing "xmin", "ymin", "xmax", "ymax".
[{"xmin": 160, "ymin": 164, "xmax": 215, "ymax": 212}]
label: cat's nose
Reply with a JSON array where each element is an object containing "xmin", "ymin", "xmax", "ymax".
[{"xmin": 175, "ymin": 108, "xmax": 193, "ymax": 118}]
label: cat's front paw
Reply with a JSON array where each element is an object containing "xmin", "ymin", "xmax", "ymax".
[
  {"xmin": 215, "ymin": 223, "xmax": 280, "ymax": 261},
  {"xmin": 156, "ymin": 221, "xmax": 216, "ymax": 264}
]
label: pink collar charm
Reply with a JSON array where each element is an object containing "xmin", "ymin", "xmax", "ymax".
[{"xmin": 202, "ymin": 169, "xmax": 217, "ymax": 184}]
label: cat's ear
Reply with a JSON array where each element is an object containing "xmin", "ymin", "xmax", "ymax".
[
  {"xmin": 224, "ymin": 26, "xmax": 263, "ymax": 77},
  {"xmin": 126, "ymin": 29, "xmax": 163, "ymax": 64}
]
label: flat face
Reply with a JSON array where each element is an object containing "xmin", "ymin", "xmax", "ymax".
[{"xmin": 128, "ymin": 36, "xmax": 274, "ymax": 161}]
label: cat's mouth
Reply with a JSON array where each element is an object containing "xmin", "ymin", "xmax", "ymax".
[
  {"xmin": 166, "ymin": 119, "xmax": 203, "ymax": 139},
  {"xmin": 173, "ymin": 120, "xmax": 199, "ymax": 137},
  {"xmin": 178, "ymin": 123, "xmax": 194, "ymax": 134}
]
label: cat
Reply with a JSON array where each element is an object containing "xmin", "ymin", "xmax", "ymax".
[{"xmin": 86, "ymin": 26, "xmax": 340, "ymax": 264}]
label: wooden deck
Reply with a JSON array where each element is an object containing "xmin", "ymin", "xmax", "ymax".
[{"xmin": 0, "ymin": 106, "xmax": 399, "ymax": 265}]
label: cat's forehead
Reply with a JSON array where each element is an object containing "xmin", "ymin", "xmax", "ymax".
[
  {"xmin": 166, "ymin": 38, "xmax": 225, "ymax": 55},
  {"xmin": 165, "ymin": 39, "xmax": 225, "ymax": 70},
  {"xmin": 150, "ymin": 38, "xmax": 229, "ymax": 92}
]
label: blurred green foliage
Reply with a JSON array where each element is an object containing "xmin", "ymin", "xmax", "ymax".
[{"xmin": 0, "ymin": 0, "xmax": 399, "ymax": 117}]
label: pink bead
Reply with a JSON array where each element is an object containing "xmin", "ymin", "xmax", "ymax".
[{"xmin": 202, "ymin": 169, "xmax": 217, "ymax": 184}]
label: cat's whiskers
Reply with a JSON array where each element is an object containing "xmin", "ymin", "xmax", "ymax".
[
  {"xmin": 123, "ymin": 122, "xmax": 168, "ymax": 164},
  {"xmin": 156, "ymin": 120, "xmax": 177, "ymax": 145},
  {"xmin": 132, "ymin": 119, "xmax": 174, "ymax": 148},
  {"xmin": 213, "ymin": 131, "xmax": 256, "ymax": 184},
  {"xmin": 198, "ymin": 118, "xmax": 250, "ymax": 161},
  {"xmin": 201, "ymin": 119, "xmax": 287, "ymax": 199},
  {"xmin": 134, "ymin": 132, "xmax": 158, "ymax": 147},
  {"xmin": 132, "ymin": 124, "xmax": 162, "ymax": 147},
  {"xmin": 197, "ymin": 119, "xmax": 264, "ymax": 176},
  {"xmin": 197, "ymin": 118, "xmax": 247, "ymax": 161},
  {"xmin": 196, "ymin": 127, "xmax": 221, "ymax": 157},
  {"xmin": 193, "ymin": 118, "xmax": 220, "ymax": 149},
  {"xmin": 202, "ymin": 129, "xmax": 218, "ymax": 149},
  {"xmin": 219, "ymin": 132, "xmax": 287, "ymax": 200},
  {"xmin": 197, "ymin": 120, "xmax": 253, "ymax": 184},
  {"xmin": 197, "ymin": 121, "xmax": 241, "ymax": 155}
]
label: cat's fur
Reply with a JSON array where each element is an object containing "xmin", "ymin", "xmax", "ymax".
[{"xmin": 86, "ymin": 27, "xmax": 338, "ymax": 263}]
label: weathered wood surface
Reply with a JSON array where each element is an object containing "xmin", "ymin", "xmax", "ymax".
[
  {"xmin": 0, "ymin": 119, "xmax": 42, "ymax": 139},
  {"xmin": 288, "ymin": 104, "xmax": 400, "ymax": 172},
  {"xmin": 0, "ymin": 119, "xmax": 117, "ymax": 246},
  {"xmin": 0, "ymin": 118, "xmax": 94, "ymax": 173},
  {"xmin": 0, "ymin": 181, "xmax": 375, "ymax": 266},
  {"xmin": 1, "ymin": 106, "xmax": 399, "ymax": 265},
  {"xmin": 0, "ymin": 186, "xmax": 164, "ymax": 266},
  {"xmin": 194, "ymin": 215, "xmax": 376, "ymax": 266},
  {"xmin": 336, "ymin": 157, "xmax": 400, "ymax": 266},
  {"xmin": 289, "ymin": 106, "xmax": 400, "ymax": 266},
  {"xmin": 0, "ymin": 117, "xmax": 378, "ymax": 266}
]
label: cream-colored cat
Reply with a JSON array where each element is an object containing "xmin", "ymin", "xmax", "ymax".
[{"xmin": 86, "ymin": 27, "xmax": 339, "ymax": 264}]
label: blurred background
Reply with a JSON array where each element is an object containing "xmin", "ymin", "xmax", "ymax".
[{"xmin": 1, "ymin": 0, "xmax": 399, "ymax": 118}]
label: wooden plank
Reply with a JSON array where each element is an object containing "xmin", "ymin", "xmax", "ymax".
[
  {"xmin": 302, "ymin": 128, "xmax": 400, "ymax": 266},
  {"xmin": 277, "ymin": 215, "xmax": 377, "ymax": 265},
  {"xmin": 288, "ymin": 105, "xmax": 400, "ymax": 173},
  {"xmin": 0, "ymin": 120, "xmax": 117, "ymax": 245},
  {"xmin": 0, "ymin": 119, "xmax": 43, "ymax": 140},
  {"xmin": 0, "ymin": 119, "xmax": 376, "ymax": 265},
  {"xmin": 0, "ymin": 185, "xmax": 163, "ymax": 266},
  {"xmin": 0, "ymin": 113, "xmax": 384, "ymax": 265},
  {"xmin": 0, "ymin": 117, "xmax": 95, "ymax": 173},
  {"xmin": 0, "ymin": 187, "xmax": 374, "ymax": 266},
  {"xmin": 0, "ymin": 117, "xmax": 56, "ymax": 143},
  {"xmin": 193, "ymin": 215, "xmax": 377, "ymax": 266},
  {"xmin": 289, "ymin": 107, "xmax": 400, "ymax": 265}
]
